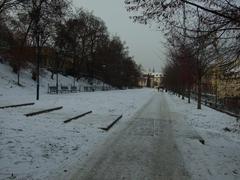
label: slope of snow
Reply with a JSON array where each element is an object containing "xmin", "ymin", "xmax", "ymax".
[
  {"xmin": 165, "ymin": 92, "xmax": 240, "ymax": 180},
  {"xmin": 0, "ymin": 62, "xmax": 102, "ymax": 101},
  {"xmin": 0, "ymin": 61, "xmax": 155, "ymax": 180}
]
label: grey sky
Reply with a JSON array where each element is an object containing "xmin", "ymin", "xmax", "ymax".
[{"xmin": 72, "ymin": 0, "xmax": 166, "ymax": 72}]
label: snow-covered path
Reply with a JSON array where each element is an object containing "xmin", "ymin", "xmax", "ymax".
[{"xmin": 68, "ymin": 93, "xmax": 190, "ymax": 180}]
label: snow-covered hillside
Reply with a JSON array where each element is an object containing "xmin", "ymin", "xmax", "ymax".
[{"xmin": 0, "ymin": 62, "xmax": 102, "ymax": 100}]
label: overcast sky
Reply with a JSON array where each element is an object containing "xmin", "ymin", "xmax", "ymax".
[{"xmin": 72, "ymin": 0, "xmax": 166, "ymax": 72}]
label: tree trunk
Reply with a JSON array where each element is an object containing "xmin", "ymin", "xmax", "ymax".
[
  {"xmin": 182, "ymin": 88, "xmax": 185, "ymax": 100},
  {"xmin": 51, "ymin": 71, "xmax": 54, "ymax": 80},
  {"xmin": 188, "ymin": 86, "xmax": 191, "ymax": 103},
  {"xmin": 73, "ymin": 57, "xmax": 76, "ymax": 86},
  {"xmin": 17, "ymin": 70, "xmax": 20, "ymax": 86},
  {"xmin": 56, "ymin": 72, "xmax": 59, "ymax": 94},
  {"xmin": 36, "ymin": 35, "xmax": 41, "ymax": 101},
  {"xmin": 197, "ymin": 76, "xmax": 202, "ymax": 109},
  {"xmin": 17, "ymin": 48, "xmax": 21, "ymax": 86}
]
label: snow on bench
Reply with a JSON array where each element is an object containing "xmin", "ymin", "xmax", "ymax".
[
  {"xmin": 60, "ymin": 85, "xmax": 69, "ymax": 93},
  {"xmin": 48, "ymin": 85, "xmax": 57, "ymax": 94},
  {"xmin": 70, "ymin": 86, "xmax": 77, "ymax": 93}
]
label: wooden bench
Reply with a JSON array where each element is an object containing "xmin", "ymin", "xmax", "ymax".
[
  {"xmin": 70, "ymin": 86, "xmax": 77, "ymax": 93},
  {"xmin": 83, "ymin": 86, "xmax": 95, "ymax": 92},
  {"xmin": 48, "ymin": 85, "xmax": 57, "ymax": 94},
  {"xmin": 60, "ymin": 85, "xmax": 69, "ymax": 93},
  {"xmin": 94, "ymin": 86, "xmax": 101, "ymax": 91},
  {"xmin": 84, "ymin": 86, "xmax": 90, "ymax": 92},
  {"xmin": 79, "ymin": 86, "xmax": 82, "ymax": 92}
]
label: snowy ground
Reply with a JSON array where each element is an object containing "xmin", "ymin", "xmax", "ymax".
[
  {"xmin": 1, "ymin": 62, "xmax": 240, "ymax": 180},
  {"xmin": 0, "ymin": 89, "xmax": 154, "ymax": 180},
  {"xmin": 166, "ymin": 92, "xmax": 240, "ymax": 180},
  {"xmin": 0, "ymin": 62, "xmax": 155, "ymax": 179}
]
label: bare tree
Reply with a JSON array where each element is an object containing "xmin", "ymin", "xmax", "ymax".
[
  {"xmin": 125, "ymin": 0, "xmax": 240, "ymax": 69},
  {"xmin": 125, "ymin": 0, "xmax": 240, "ymax": 109},
  {"xmin": 0, "ymin": 0, "xmax": 21, "ymax": 15},
  {"xmin": 26, "ymin": 0, "xmax": 69, "ymax": 99}
]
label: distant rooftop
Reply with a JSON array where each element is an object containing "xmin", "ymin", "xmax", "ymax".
[{"xmin": 142, "ymin": 71, "xmax": 163, "ymax": 77}]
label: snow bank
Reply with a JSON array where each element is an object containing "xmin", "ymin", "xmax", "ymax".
[{"xmin": 165, "ymin": 92, "xmax": 240, "ymax": 180}]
